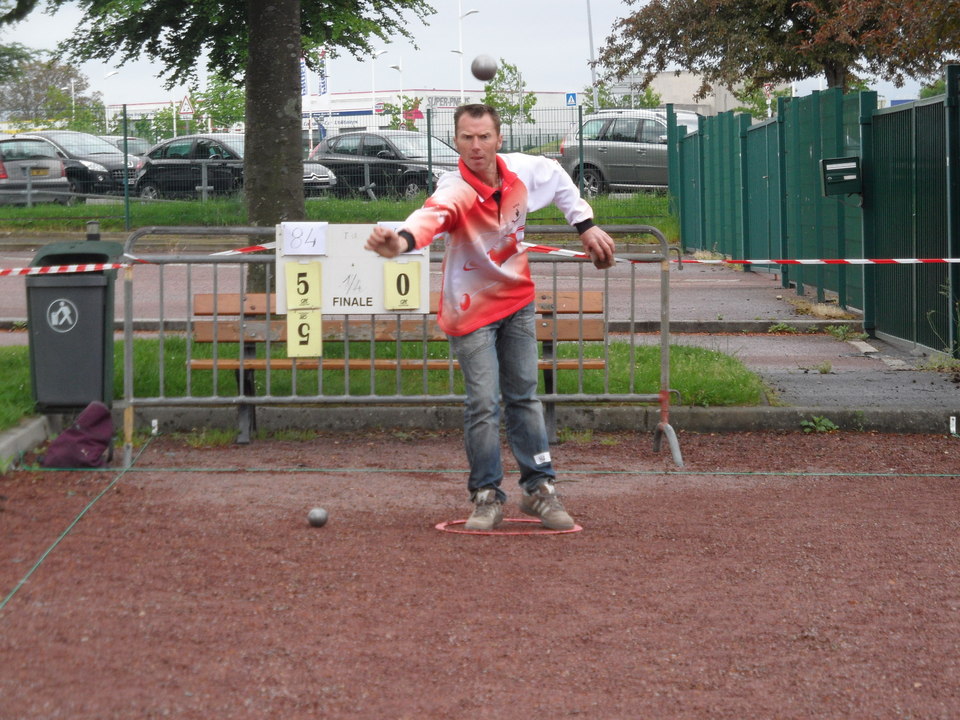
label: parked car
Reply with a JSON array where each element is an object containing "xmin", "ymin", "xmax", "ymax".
[
  {"xmin": 99, "ymin": 135, "xmax": 152, "ymax": 156},
  {"xmin": 13, "ymin": 130, "xmax": 136, "ymax": 197},
  {"xmin": 134, "ymin": 133, "xmax": 337, "ymax": 199},
  {"xmin": 308, "ymin": 130, "xmax": 459, "ymax": 197},
  {"xmin": 559, "ymin": 108, "xmax": 701, "ymax": 194},
  {"xmin": 0, "ymin": 136, "xmax": 69, "ymax": 205}
]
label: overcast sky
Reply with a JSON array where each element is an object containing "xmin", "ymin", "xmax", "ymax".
[{"xmin": 4, "ymin": 0, "xmax": 922, "ymax": 107}]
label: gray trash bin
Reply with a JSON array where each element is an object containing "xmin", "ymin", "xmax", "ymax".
[{"xmin": 26, "ymin": 240, "xmax": 124, "ymax": 412}]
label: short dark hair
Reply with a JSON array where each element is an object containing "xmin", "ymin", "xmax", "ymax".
[{"xmin": 454, "ymin": 103, "xmax": 501, "ymax": 135}]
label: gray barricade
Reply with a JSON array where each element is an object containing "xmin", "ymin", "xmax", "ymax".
[{"xmin": 119, "ymin": 225, "xmax": 682, "ymax": 466}]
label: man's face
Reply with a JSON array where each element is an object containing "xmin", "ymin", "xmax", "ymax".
[{"xmin": 454, "ymin": 112, "xmax": 503, "ymax": 181}]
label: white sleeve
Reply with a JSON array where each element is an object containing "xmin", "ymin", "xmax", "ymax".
[{"xmin": 501, "ymin": 153, "xmax": 594, "ymax": 226}]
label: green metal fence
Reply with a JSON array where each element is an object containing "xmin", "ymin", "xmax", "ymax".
[
  {"xmin": 672, "ymin": 66, "xmax": 960, "ymax": 356},
  {"xmin": 869, "ymin": 91, "xmax": 956, "ymax": 351}
]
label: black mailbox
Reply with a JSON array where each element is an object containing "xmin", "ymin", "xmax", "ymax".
[{"xmin": 820, "ymin": 157, "xmax": 862, "ymax": 196}]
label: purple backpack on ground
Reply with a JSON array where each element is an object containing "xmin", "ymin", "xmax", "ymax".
[{"xmin": 40, "ymin": 401, "xmax": 114, "ymax": 468}]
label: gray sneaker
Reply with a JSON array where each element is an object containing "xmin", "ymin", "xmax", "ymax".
[
  {"xmin": 520, "ymin": 481, "xmax": 575, "ymax": 530},
  {"xmin": 464, "ymin": 488, "xmax": 504, "ymax": 531}
]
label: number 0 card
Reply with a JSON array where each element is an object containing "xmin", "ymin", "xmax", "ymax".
[{"xmin": 383, "ymin": 261, "xmax": 421, "ymax": 310}]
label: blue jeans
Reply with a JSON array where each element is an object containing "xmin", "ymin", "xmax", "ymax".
[{"xmin": 448, "ymin": 302, "xmax": 555, "ymax": 502}]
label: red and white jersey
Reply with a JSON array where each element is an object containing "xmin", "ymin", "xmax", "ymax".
[{"xmin": 402, "ymin": 153, "xmax": 593, "ymax": 336}]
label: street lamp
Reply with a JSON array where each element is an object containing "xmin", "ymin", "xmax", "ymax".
[
  {"xmin": 62, "ymin": 79, "xmax": 75, "ymax": 122},
  {"xmin": 454, "ymin": 1, "xmax": 479, "ymax": 104},
  {"xmin": 371, "ymin": 50, "xmax": 387, "ymax": 119},
  {"xmin": 103, "ymin": 70, "xmax": 119, "ymax": 132},
  {"xmin": 585, "ymin": 0, "xmax": 599, "ymax": 110},
  {"xmin": 389, "ymin": 60, "xmax": 403, "ymax": 126}
]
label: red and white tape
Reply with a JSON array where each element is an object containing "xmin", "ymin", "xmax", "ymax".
[
  {"xmin": 520, "ymin": 242, "xmax": 633, "ymax": 263},
  {"xmin": 680, "ymin": 257, "xmax": 960, "ymax": 265},
  {"xmin": 0, "ymin": 241, "xmax": 273, "ymax": 277},
  {"xmin": 211, "ymin": 241, "xmax": 278, "ymax": 256},
  {"xmin": 6, "ymin": 239, "xmax": 959, "ymax": 276},
  {"xmin": 0, "ymin": 262, "xmax": 130, "ymax": 277},
  {"xmin": 520, "ymin": 242, "xmax": 960, "ymax": 266}
]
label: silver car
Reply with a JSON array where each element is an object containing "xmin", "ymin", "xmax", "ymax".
[
  {"xmin": 559, "ymin": 108, "xmax": 700, "ymax": 194},
  {"xmin": 0, "ymin": 137, "xmax": 70, "ymax": 205}
]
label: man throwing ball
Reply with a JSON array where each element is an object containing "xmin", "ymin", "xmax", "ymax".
[{"xmin": 365, "ymin": 104, "xmax": 615, "ymax": 530}]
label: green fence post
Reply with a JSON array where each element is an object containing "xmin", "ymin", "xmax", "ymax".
[
  {"xmin": 776, "ymin": 96, "xmax": 790, "ymax": 290},
  {"xmin": 667, "ymin": 103, "xmax": 679, "ymax": 216},
  {"xmin": 830, "ymin": 89, "xmax": 847, "ymax": 308},
  {"xmin": 427, "ymin": 108, "xmax": 434, "ymax": 195},
  {"xmin": 738, "ymin": 113, "xmax": 752, "ymax": 271},
  {"xmin": 122, "ymin": 104, "xmax": 131, "ymax": 231},
  {"xmin": 676, "ymin": 125, "xmax": 688, "ymax": 248},
  {"xmin": 697, "ymin": 114, "xmax": 707, "ymax": 253},
  {"xmin": 946, "ymin": 64, "xmax": 960, "ymax": 356},
  {"xmin": 577, "ymin": 104, "xmax": 584, "ymax": 196},
  {"xmin": 812, "ymin": 90, "xmax": 827, "ymax": 302},
  {"xmin": 859, "ymin": 90, "xmax": 878, "ymax": 336},
  {"xmin": 786, "ymin": 95, "xmax": 804, "ymax": 296}
]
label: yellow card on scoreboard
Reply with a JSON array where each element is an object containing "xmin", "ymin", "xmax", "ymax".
[
  {"xmin": 284, "ymin": 261, "xmax": 322, "ymax": 311},
  {"xmin": 383, "ymin": 260, "xmax": 421, "ymax": 310},
  {"xmin": 286, "ymin": 309, "xmax": 322, "ymax": 357}
]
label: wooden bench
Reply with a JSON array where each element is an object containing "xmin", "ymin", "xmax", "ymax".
[{"xmin": 190, "ymin": 290, "xmax": 606, "ymax": 443}]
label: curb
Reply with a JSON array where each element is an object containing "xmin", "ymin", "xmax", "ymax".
[
  {"xmin": 0, "ymin": 416, "xmax": 50, "ymax": 470},
  {"xmin": 2, "ymin": 404, "xmax": 955, "ymax": 470},
  {"xmin": 144, "ymin": 405, "xmax": 953, "ymax": 436},
  {"xmin": 0, "ymin": 319, "xmax": 865, "ymax": 334}
]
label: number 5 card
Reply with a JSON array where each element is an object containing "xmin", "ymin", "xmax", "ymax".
[{"xmin": 283, "ymin": 262, "xmax": 323, "ymax": 357}]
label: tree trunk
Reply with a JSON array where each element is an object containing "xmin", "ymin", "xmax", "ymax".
[
  {"xmin": 823, "ymin": 62, "xmax": 850, "ymax": 92},
  {"xmin": 245, "ymin": 0, "xmax": 305, "ymax": 291}
]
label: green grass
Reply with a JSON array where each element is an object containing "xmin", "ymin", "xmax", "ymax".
[
  {"xmin": 0, "ymin": 193, "xmax": 678, "ymax": 242},
  {"xmin": 0, "ymin": 346, "xmax": 35, "ymax": 432},
  {"xmin": 0, "ymin": 337, "xmax": 765, "ymax": 433}
]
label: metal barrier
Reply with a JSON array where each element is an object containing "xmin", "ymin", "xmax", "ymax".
[{"xmin": 119, "ymin": 225, "xmax": 683, "ymax": 467}]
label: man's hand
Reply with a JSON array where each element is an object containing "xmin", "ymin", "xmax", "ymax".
[
  {"xmin": 580, "ymin": 226, "xmax": 616, "ymax": 269},
  {"xmin": 365, "ymin": 226, "xmax": 405, "ymax": 258}
]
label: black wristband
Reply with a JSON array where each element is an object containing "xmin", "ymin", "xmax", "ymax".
[
  {"xmin": 574, "ymin": 219, "xmax": 596, "ymax": 235},
  {"xmin": 398, "ymin": 230, "xmax": 416, "ymax": 253}
]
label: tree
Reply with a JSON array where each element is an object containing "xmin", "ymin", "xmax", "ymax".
[
  {"xmin": 0, "ymin": 1, "xmax": 32, "ymax": 81},
  {"xmin": 598, "ymin": 0, "xmax": 960, "ymax": 97},
  {"xmin": 0, "ymin": 40, "xmax": 31, "ymax": 82},
  {"xmin": 481, "ymin": 59, "xmax": 537, "ymax": 127},
  {"xmin": 380, "ymin": 96, "xmax": 425, "ymax": 131},
  {"xmin": 920, "ymin": 78, "xmax": 947, "ymax": 99},
  {"xmin": 0, "ymin": 56, "xmax": 99, "ymax": 130},
  {"xmin": 733, "ymin": 85, "xmax": 793, "ymax": 119},
  {"xmin": 192, "ymin": 74, "xmax": 246, "ymax": 132},
  {"xmin": 128, "ymin": 104, "xmax": 179, "ymax": 144},
  {"xmin": 0, "ymin": 0, "xmax": 433, "ymax": 229},
  {"xmin": 580, "ymin": 82, "xmax": 661, "ymax": 113}
]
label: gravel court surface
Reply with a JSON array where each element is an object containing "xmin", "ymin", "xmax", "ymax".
[{"xmin": 2, "ymin": 430, "xmax": 959, "ymax": 719}]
